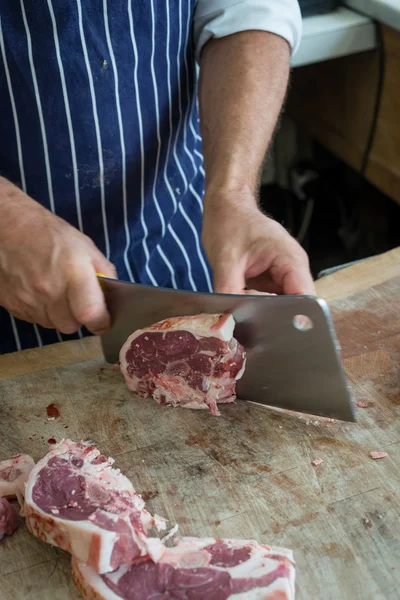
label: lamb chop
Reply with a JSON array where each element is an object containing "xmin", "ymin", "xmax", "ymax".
[
  {"xmin": 0, "ymin": 497, "xmax": 18, "ymax": 540},
  {"xmin": 120, "ymin": 313, "xmax": 246, "ymax": 416},
  {"xmin": 24, "ymin": 440, "xmax": 166, "ymax": 574},
  {"xmin": 72, "ymin": 536, "xmax": 295, "ymax": 600}
]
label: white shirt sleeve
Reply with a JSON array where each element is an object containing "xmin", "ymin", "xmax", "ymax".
[{"xmin": 193, "ymin": 0, "xmax": 303, "ymax": 62}]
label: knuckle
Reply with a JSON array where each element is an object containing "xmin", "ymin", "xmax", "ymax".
[
  {"xmin": 102, "ymin": 262, "xmax": 117, "ymax": 279},
  {"xmin": 82, "ymin": 232, "xmax": 96, "ymax": 248},
  {"xmin": 295, "ymin": 245, "xmax": 310, "ymax": 266},
  {"xmin": 32, "ymin": 279, "xmax": 54, "ymax": 297},
  {"xmin": 75, "ymin": 304, "xmax": 103, "ymax": 325}
]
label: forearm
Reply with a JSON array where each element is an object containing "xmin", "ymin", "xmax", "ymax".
[{"xmin": 199, "ymin": 31, "xmax": 290, "ymax": 203}]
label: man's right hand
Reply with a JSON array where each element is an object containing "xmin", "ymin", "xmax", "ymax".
[{"xmin": 0, "ymin": 177, "xmax": 116, "ymax": 335}]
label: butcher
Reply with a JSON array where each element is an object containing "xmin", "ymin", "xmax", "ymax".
[{"xmin": 0, "ymin": 0, "xmax": 315, "ymax": 354}]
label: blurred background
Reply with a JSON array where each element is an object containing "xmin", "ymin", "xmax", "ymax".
[{"xmin": 260, "ymin": 0, "xmax": 400, "ymax": 278}]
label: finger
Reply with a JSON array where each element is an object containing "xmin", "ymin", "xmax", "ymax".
[
  {"xmin": 67, "ymin": 268, "xmax": 111, "ymax": 335},
  {"xmin": 92, "ymin": 254, "xmax": 117, "ymax": 280},
  {"xmin": 212, "ymin": 260, "xmax": 246, "ymax": 294},
  {"xmin": 46, "ymin": 295, "xmax": 81, "ymax": 335},
  {"xmin": 281, "ymin": 265, "xmax": 316, "ymax": 296},
  {"xmin": 244, "ymin": 289, "xmax": 277, "ymax": 296},
  {"xmin": 246, "ymin": 274, "xmax": 282, "ymax": 295}
]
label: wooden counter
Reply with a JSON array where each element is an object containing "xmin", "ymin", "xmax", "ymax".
[{"xmin": 0, "ymin": 248, "xmax": 399, "ymax": 600}]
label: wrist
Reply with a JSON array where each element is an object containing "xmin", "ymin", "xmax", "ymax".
[
  {"xmin": 0, "ymin": 177, "xmax": 33, "ymax": 211},
  {"xmin": 203, "ymin": 181, "xmax": 260, "ymax": 217},
  {"xmin": 0, "ymin": 178, "xmax": 47, "ymax": 236},
  {"xmin": 203, "ymin": 159, "xmax": 260, "ymax": 193}
]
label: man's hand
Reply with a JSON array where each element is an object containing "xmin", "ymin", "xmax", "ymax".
[
  {"xmin": 0, "ymin": 178, "xmax": 116, "ymax": 335},
  {"xmin": 199, "ymin": 32, "xmax": 314, "ymax": 296},
  {"xmin": 202, "ymin": 191, "xmax": 315, "ymax": 296}
]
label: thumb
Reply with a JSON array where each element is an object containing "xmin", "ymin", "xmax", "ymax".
[
  {"xmin": 68, "ymin": 267, "xmax": 111, "ymax": 335},
  {"xmin": 212, "ymin": 259, "xmax": 246, "ymax": 294}
]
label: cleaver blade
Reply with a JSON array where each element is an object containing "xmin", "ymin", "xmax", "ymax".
[{"xmin": 98, "ymin": 276, "xmax": 355, "ymax": 422}]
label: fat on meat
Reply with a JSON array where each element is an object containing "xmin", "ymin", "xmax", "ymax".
[
  {"xmin": 24, "ymin": 440, "xmax": 167, "ymax": 574},
  {"xmin": 72, "ymin": 537, "xmax": 295, "ymax": 600},
  {"xmin": 120, "ymin": 313, "xmax": 246, "ymax": 416},
  {"xmin": 0, "ymin": 453, "xmax": 35, "ymax": 513}
]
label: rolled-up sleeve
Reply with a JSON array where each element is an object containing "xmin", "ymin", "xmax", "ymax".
[{"xmin": 193, "ymin": 0, "xmax": 302, "ymax": 62}]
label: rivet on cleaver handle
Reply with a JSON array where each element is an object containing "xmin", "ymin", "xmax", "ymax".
[{"xmin": 98, "ymin": 277, "xmax": 355, "ymax": 422}]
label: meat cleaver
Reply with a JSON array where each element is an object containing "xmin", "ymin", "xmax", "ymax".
[{"xmin": 98, "ymin": 276, "xmax": 355, "ymax": 422}]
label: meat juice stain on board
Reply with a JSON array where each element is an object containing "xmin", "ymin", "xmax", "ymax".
[
  {"xmin": 139, "ymin": 491, "xmax": 159, "ymax": 502},
  {"xmin": 46, "ymin": 404, "xmax": 60, "ymax": 419},
  {"xmin": 48, "ymin": 438, "xmax": 57, "ymax": 445}
]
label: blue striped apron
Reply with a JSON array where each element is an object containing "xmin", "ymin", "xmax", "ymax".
[{"xmin": 0, "ymin": 0, "xmax": 212, "ymax": 354}]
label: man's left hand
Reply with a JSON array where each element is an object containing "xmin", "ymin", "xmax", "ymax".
[{"xmin": 202, "ymin": 192, "xmax": 316, "ymax": 296}]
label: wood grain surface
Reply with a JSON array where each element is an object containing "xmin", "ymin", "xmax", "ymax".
[{"xmin": 0, "ymin": 248, "xmax": 399, "ymax": 600}]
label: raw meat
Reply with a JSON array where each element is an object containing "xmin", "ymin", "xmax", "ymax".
[
  {"xmin": 370, "ymin": 451, "xmax": 388, "ymax": 460},
  {"xmin": 72, "ymin": 537, "xmax": 295, "ymax": 600},
  {"xmin": 0, "ymin": 498, "xmax": 18, "ymax": 540},
  {"xmin": 120, "ymin": 313, "xmax": 246, "ymax": 416},
  {"xmin": 0, "ymin": 453, "xmax": 35, "ymax": 512},
  {"xmin": 311, "ymin": 458, "xmax": 324, "ymax": 466},
  {"xmin": 24, "ymin": 440, "xmax": 166, "ymax": 574}
]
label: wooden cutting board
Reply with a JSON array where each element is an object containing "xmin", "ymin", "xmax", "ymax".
[{"xmin": 0, "ymin": 249, "xmax": 399, "ymax": 600}]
